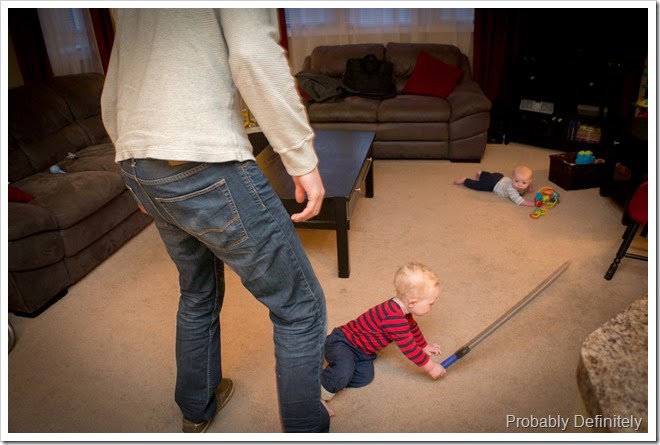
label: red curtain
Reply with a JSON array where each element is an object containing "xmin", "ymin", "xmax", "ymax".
[
  {"xmin": 9, "ymin": 8, "xmax": 53, "ymax": 84},
  {"xmin": 89, "ymin": 8, "xmax": 115, "ymax": 74},
  {"xmin": 472, "ymin": 9, "xmax": 523, "ymax": 102},
  {"xmin": 277, "ymin": 9, "xmax": 288, "ymax": 53}
]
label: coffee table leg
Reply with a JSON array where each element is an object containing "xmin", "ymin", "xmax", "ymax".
[
  {"xmin": 366, "ymin": 157, "xmax": 374, "ymax": 198},
  {"xmin": 334, "ymin": 198, "xmax": 349, "ymax": 278}
]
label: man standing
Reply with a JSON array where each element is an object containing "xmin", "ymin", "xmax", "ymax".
[{"xmin": 101, "ymin": 9, "xmax": 329, "ymax": 433}]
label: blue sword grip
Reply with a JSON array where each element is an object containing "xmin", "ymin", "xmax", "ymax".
[{"xmin": 441, "ymin": 354, "xmax": 459, "ymax": 368}]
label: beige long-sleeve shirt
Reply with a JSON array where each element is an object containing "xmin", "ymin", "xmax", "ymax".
[{"xmin": 101, "ymin": 9, "xmax": 317, "ymax": 177}]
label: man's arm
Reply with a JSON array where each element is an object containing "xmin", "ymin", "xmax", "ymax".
[
  {"xmin": 218, "ymin": 9, "xmax": 316, "ymax": 176},
  {"xmin": 218, "ymin": 9, "xmax": 323, "ymax": 221}
]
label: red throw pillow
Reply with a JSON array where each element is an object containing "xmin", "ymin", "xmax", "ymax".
[
  {"xmin": 8, "ymin": 185, "xmax": 35, "ymax": 203},
  {"xmin": 402, "ymin": 50, "xmax": 464, "ymax": 99}
]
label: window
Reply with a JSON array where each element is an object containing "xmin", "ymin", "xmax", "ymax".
[
  {"xmin": 284, "ymin": 8, "xmax": 475, "ymax": 73},
  {"xmin": 285, "ymin": 8, "xmax": 474, "ymax": 35},
  {"xmin": 37, "ymin": 8, "xmax": 103, "ymax": 76},
  {"xmin": 347, "ymin": 9, "xmax": 413, "ymax": 28}
]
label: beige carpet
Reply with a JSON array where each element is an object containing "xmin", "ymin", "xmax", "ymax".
[{"xmin": 6, "ymin": 142, "xmax": 650, "ymax": 438}]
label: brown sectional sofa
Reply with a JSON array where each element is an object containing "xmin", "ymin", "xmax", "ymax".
[
  {"xmin": 8, "ymin": 73, "xmax": 152, "ymax": 315},
  {"xmin": 299, "ymin": 42, "xmax": 492, "ymax": 162}
]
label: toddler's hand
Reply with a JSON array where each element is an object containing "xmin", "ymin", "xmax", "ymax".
[
  {"xmin": 428, "ymin": 362, "xmax": 446, "ymax": 379},
  {"xmin": 424, "ymin": 344, "xmax": 442, "ymax": 356}
]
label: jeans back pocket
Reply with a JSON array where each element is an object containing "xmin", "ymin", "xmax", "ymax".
[{"xmin": 156, "ymin": 179, "xmax": 249, "ymax": 251}]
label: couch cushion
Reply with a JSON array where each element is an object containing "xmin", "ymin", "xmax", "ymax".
[
  {"xmin": 386, "ymin": 42, "xmax": 462, "ymax": 77},
  {"xmin": 8, "ymin": 83, "xmax": 91, "ymax": 175},
  {"xmin": 9, "ymin": 231, "xmax": 64, "ymax": 271},
  {"xmin": 449, "ymin": 111, "xmax": 492, "ymax": 140},
  {"xmin": 372, "ymin": 140, "xmax": 449, "ymax": 159},
  {"xmin": 376, "ymin": 122, "xmax": 448, "ymax": 141},
  {"xmin": 12, "ymin": 170, "xmax": 126, "ymax": 229},
  {"xmin": 378, "ymin": 95, "xmax": 451, "ymax": 122},
  {"xmin": 60, "ymin": 190, "xmax": 140, "ymax": 257},
  {"xmin": 402, "ymin": 50, "xmax": 463, "ymax": 99},
  {"xmin": 57, "ymin": 143, "xmax": 119, "ymax": 173},
  {"xmin": 47, "ymin": 73, "xmax": 109, "ymax": 145},
  {"xmin": 310, "ymin": 44, "xmax": 385, "ymax": 77},
  {"xmin": 9, "ymin": 136, "xmax": 35, "ymax": 183},
  {"xmin": 8, "ymin": 202, "xmax": 58, "ymax": 240},
  {"xmin": 307, "ymin": 96, "xmax": 379, "ymax": 123},
  {"xmin": 64, "ymin": 210, "xmax": 152, "ymax": 285}
]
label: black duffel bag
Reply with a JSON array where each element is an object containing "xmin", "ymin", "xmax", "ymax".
[{"xmin": 342, "ymin": 54, "xmax": 396, "ymax": 98}]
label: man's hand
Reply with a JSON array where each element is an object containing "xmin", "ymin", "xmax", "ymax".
[{"xmin": 291, "ymin": 167, "xmax": 325, "ymax": 222}]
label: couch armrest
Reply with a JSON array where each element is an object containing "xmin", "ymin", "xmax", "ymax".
[
  {"xmin": 8, "ymin": 202, "xmax": 58, "ymax": 241},
  {"xmin": 447, "ymin": 80, "xmax": 492, "ymax": 122},
  {"xmin": 302, "ymin": 56, "xmax": 311, "ymax": 73}
]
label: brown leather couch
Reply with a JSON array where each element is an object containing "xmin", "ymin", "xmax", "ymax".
[
  {"xmin": 8, "ymin": 73, "xmax": 152, "ymax": 315},
  {"xmin": 299, "ymin": 42, "xmax": 492, "ymax": 162}
]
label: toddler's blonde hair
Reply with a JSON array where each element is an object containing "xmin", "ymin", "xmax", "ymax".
[{"xmin": 393, "ymin": 261, "xmax": 440, "ymax": 302}]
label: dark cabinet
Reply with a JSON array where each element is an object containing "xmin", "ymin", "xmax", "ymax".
[{"xmin": 599, "ymin": 117, "xmax": 648, "ymax": 209}]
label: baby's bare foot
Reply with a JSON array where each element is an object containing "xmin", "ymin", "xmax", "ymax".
[{"xmin": 453, "ymin": 177, "xmax": 466, "ymax": 185}]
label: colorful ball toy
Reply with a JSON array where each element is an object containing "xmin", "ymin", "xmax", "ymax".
[{"xmin": 530, "ymin": 186, "xmax": 560, "ymax": 219}]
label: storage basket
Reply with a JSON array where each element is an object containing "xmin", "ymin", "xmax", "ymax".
[{"xmin": 548, "ymin": 152, "xmax": 606, "ymax": 190}]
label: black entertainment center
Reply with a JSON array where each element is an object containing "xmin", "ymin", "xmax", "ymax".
[
  {"xmin": 487, "ymin": 8, "xmax": 648, "ymax": 207},
  {"xmin": 490, "ymin": 8, "xmax": 647, "ymax": 154}
]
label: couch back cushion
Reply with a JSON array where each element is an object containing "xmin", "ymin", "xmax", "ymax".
[
  {"xmin": 47, "ymin": 73, "xmax": 110, "ymax": 145},
  {"xmin": 9, "ymin": 82, "xmax": 90, "ymax": 180},
  {"xmin": 8, "ymin": 73, "xmax": 108, "ymax": 183},
  {"xmin": 8, "ymin": 134, "xmax": 35, "ymax": 184},
  {"xmin": 309, "ymin": 44, "xmax": 385, "ymax": 77},
  {"xmin": 386, "ymin": 43, "xmax": 468, "ymax": 92}
]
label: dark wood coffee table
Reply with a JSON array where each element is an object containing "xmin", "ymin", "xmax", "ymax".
[{"xmin": 256, "ymin": 130, "xmax": 375, "ymax": 278}]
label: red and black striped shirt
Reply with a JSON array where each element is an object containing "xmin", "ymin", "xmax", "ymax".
[{"xmin": 340, "ymin": 298, "xmax": 430, "ymax": 367}]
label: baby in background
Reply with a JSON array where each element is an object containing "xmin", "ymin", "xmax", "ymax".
[
  {"xmin": 454, "ymin": 165, "xmax": 535, "ymax": 207},
  {"xmin": 320, "ymin": 262, "xmax": 445, "ymax": 415}
]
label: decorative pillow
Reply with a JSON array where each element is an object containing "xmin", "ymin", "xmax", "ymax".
[
  {"xmin": 8, "ymin": 185, "xmax": 35, "ymax": 203},
  {"xmin": 402, "ymin": 50, "xmax": 464, "ymax": 99}
]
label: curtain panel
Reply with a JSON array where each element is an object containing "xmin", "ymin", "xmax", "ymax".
[
  {"xmin": 89, "ymin": 8, "xmax": 115, "ymax": 74},
  {"xmin": 37, "ymin": 8, "xmax": 103, "ymax": 76},
  {"xmin": 472, "ymin": 9, "xmax": 523, "ymax": 101},
  {"xmin": 8, "ymin": 8, "xmax": 53, "ymax": 84},
  {"xmin": 10, "ymin": 8, "xmax": 113, "ymax": 86}
]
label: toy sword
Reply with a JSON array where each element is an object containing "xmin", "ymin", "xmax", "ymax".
[{"xmin": 441, "ymin": 261, "xmax": 571, "ymax": 370}]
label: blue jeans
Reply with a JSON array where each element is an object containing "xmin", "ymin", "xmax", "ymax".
[
  {"xmin": 120, "ymin": 158, "xmax": 329, "ymax": 433},
  {"xmin": 320, "ymin": 328, "xmax": 376, "ymax": 393},
  {"xmin": 463, "ymin": 171, "xmax": 504, "ymax": 192}
]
